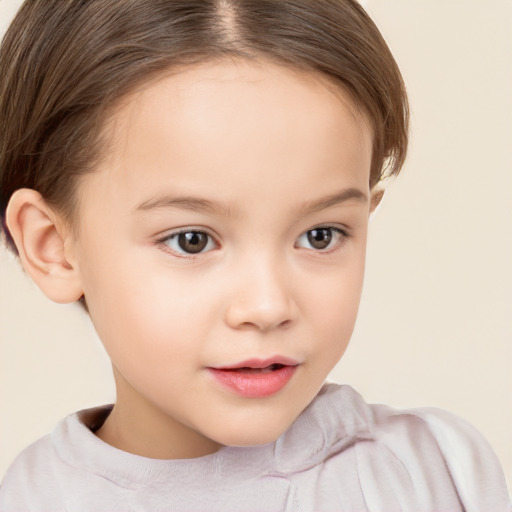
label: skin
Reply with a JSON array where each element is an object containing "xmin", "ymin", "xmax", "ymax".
[{"xmin": 9, "ymin": 59, "xmax": 375, "ymax": 459}]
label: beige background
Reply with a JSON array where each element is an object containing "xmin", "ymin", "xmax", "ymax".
[{"xmin": 1, "ymin": 0, "xmax": 511, "ymax": 486}]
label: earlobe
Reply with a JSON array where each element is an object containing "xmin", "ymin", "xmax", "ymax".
[{"xmin": 5, "ymin": 189, "xmax": 83, "ymax": 304}]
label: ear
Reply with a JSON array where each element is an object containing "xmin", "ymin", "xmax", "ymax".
[
  {"xmin": 370, "ymin": 188, "xmax": 385, "ymax": 214},
  {"xmin": 5, "ymin": 189, "xmax": 83, "ymax": 303}
]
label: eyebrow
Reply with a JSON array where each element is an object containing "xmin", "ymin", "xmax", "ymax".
[
  {"xmin": 134, "ymin": 187, "xmax": 368, "ymax": 216},
  {"xmin": 298, "ymin": 187, "xmax": 368, "ymax": 214},
  {"xmin": 135, "ymin": 195, "xmax": 235, "ymax": 216}
]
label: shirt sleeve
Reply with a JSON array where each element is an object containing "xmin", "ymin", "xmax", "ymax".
[{"xmin": 413, "ymin": 407, "xmax": 511, "ymax": 512}]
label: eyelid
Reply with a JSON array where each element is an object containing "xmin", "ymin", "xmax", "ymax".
[
  {"xmin": 153, "ymin": 223, "xmax": 350, "ymax": 258},
  {"xmin": 294, "ymin": 225, "xmax": 351, "ymax": 253},
  {"xmin": 155, "ymin": 227, "xmax": 220, "ymax": 258}
]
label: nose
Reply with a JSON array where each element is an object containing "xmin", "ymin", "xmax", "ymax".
[{"xmin": 224, "ymin": 257, "xmax": 297, "ymax": 332}]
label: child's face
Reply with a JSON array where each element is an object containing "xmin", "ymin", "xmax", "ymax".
[{"xmin": 70, "ymin": 59, "xmax": 373, "ymax": 458}]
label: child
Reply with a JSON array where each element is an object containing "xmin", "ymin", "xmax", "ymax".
[{"xmin": 0, "ymin": 0, "xmax": 510, "ymax": 510}]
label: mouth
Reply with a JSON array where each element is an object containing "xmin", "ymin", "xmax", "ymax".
[
  {"xmin": 221, "ymin": 363, "xmax": 289, "ymax": 374},
  {"xmin": 208, "ymin": 357, "xmax": 300, "ymax": 398}
]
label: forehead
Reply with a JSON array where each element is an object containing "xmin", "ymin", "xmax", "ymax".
[{"xmin": 80, "ymin": 59, "xmax": 372, "ymax": 214}]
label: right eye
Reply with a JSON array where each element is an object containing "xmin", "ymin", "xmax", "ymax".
[{"xmin": 160, "ymin": 230, "xmax": 217, "ymax": 255}]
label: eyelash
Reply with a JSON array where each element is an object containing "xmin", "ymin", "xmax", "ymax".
[
  {"xmin": 156, "ymin": 225, "xmax": 350, "ymax": 258},
  {"xmin": 156, "ymin": 228, "xmax": 218, "ymax": 259},
  {"xmin": 294, "ymin": 226, "xmax": 350, "ymax": 253}
]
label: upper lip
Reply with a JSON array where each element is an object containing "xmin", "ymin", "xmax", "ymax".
[{"xmin": 212, "ymin": 356, "xmax": 300, "ymax": 370}]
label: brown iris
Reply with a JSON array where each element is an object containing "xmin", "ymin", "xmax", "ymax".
[
  {"xmin": 307, "ymin": 228, "xmax": 332, "ymax": 250},
  {"xmin": 177, "ymin": 232, "xmax": 209, "ymax": 253}
]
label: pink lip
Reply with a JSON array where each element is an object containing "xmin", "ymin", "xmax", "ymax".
[{"xmin": 208, "ymin": 357, "xmax": 299, "ymax": 398}]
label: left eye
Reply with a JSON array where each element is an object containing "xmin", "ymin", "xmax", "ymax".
[
  {"xmin": 162, "ymin": 231, "xmax": 216, "ymax": 255},
  {"xmin": 295, "ymin": 227, "xmax": 345, "ymax": 251}
]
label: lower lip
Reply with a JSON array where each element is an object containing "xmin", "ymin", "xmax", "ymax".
[{"xmin": 208, "ymin": 365, "xmax": 298, "ymax": 398}]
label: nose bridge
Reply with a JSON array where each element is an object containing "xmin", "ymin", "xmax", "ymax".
[{"xmin": 225, "ymin": 249, "xmax": 296, "ymax": 331}]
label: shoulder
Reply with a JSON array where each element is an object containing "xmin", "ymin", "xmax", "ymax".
[
  {"xmin": 0, "ymin": 406, "xmax": 114, "ymax": 511},
  {"xmin": 392, "ymin": 405, "xmax": 511, "ymax": 509},
  {"xmin": 318, "ymin": 383, "xmax": 511, "ymax": 510},
  {"xmin": 0, "ymin": 432, "xmax": 60, "ymax": 510}
]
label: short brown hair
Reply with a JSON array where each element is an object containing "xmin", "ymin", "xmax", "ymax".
[{"xmin": 0, "ymin": 0, "xmax": 408, "ymax": 253}]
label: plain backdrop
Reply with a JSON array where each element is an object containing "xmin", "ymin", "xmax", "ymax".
[{"xmin": 1, "ymin": 0, "xmax": 511, "ymax": 486}]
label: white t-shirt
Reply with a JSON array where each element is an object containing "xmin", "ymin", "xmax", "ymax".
[{"xmin": 0, "ymin": 383, "xmax": 510, "ymax": 511}]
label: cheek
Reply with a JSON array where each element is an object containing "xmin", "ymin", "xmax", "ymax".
[
  {"xmin": 80, "ymin": 246, "xmax": 218, "ymax": 369},
  {"xmin": 305, "ymin": 251, "xmax": 366, "ymax": 353}
]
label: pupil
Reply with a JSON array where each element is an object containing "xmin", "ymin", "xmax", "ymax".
[
  {"xmin": 307, "ymin": 228, "xmax": 332, "ymax": 249},
  {"xmin": 178, "ymin": 232, "xmax": 208, "ymax": 253}
]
